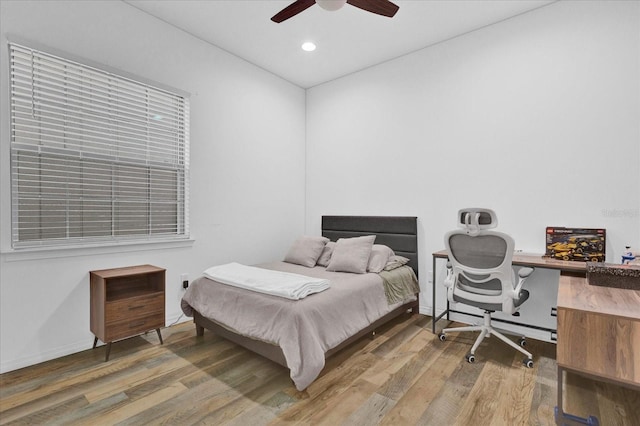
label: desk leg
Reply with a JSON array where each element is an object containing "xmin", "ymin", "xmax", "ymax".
[
  {"xmin": 431, "ymin": 255, "xmax": 450, "ymax": 334},
  {"xmin": 555, "ymin": 366, "xmax": 600, "ymax": 426},
  {"xmin": 432, "ymin": 256, "xmax": 437, "ymax": 334}
]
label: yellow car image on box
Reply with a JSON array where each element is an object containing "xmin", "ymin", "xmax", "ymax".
[
  {"xmin": 551, "ymin": 251, "xmax": 604, "ymax": 262},
  {"xmin": 548, "ymin": 242, "xmax": 578, "ymax": 252}
]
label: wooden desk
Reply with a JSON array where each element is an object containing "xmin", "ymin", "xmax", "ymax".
[
  {"xmin": 431, "ymin": 250, "xmax": 586, "ymax": 335},
  {"xmin": 555, "ymin": 274, "xmax": 640, "ymax": 424}
]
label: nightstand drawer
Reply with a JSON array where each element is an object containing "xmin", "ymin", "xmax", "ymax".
[
  {"xmin": 105, "ymin": 312, "xmax": 165, "ymax": 342},
  {"xmin": 105, "ymin": 293, "xmax": 164, "ymax": 323}
]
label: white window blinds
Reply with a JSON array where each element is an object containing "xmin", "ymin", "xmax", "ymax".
[{"xmin": 9, "ymin": 43, "xmax": 190, "ymax": 248}]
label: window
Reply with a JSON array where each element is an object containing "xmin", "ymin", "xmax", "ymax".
[{"xmin": 9, "ymin": 42, "xmax": 189, "ymax": 249}]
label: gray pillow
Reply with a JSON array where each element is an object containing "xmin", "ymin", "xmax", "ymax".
[
  {"xmin": 284, "ymin": 236, "xmax": 329, "ymax": 267},
  {"xmin": 367, "ymin": 244, "xmax": 395, "ymax": 273},
  {"xmin": 326, "ymin": 235, "xmax": 376, "ymax": 274},
  {"xmin": 317, "ymin": 241, "xmax": 335, "ymax": 267}
]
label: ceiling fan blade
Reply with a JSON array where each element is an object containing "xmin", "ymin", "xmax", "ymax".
[
  {"xmin": 271, "ymin": 0, "xmax": 316, "ymax": 23},
  {"xmin": 346, "ymin": 0, "xmax": 399, "ymax": 17}
]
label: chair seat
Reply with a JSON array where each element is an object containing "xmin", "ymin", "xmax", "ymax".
[{"xmin": 453, "ymin": 288, "xmax": 530, "ymax": 312}]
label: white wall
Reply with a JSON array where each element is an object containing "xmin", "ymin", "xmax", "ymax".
[
  {"xmin": 305, "ymin": 0, "xmax": 640, "ymax": 314},
  {"xmin": 0, "ymin": 1, "xmax": 306, "ymax": 372},
  {"xmin": 2, "ymin": 0, "xmax": 638, "ymax": 373}
]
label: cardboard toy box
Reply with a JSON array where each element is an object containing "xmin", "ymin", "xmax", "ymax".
[{"xmin": 545, "ymin": 227, "xmax": 606, "ymax": 262}]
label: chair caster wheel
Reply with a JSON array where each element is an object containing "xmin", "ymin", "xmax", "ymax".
[
  {"xmin": 586, "ymin": 415, "xmax": 600, "ymax": 426},
  {"xmin": 465, "ymin": 353, "xmax": 475, "ymax": 363},
  {"xmin": 518, "ymin": 337, "xmax": 526, "ymax": 347},
  {"xmin": 523, "ymin": 358, "xmax": 534, "ymax": 368},
  {"xmin": 438, "ymin": 333, "xmax": 446, "ymax": 342}
]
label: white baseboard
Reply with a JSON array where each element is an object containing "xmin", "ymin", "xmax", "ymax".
[
  {"xmin": 0, "ymin": 339, "xmax": 91, "ymax": 374},
  {"xmin": 165, "ymin": 311, "xmax": 189, "ymax": 326},
  {"xmin": 0, "ymin": 312, "xmax": 193, "ymax": 374},
  {"xmin": 419, "ymin": 305, "xmax": 434, "ymax": 317}
]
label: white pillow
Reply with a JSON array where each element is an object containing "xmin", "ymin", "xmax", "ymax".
[
  {"xmin": 317, "ymin": 241, "xmax": 335, "ymax": 267},
  {"xmin": 367, "ymin": 245, "xmax": 395, "ymax": 273},
  {"xmin": 284, "ymin": 236, "xmax": 329, "ymax": 268},
  {"xmin": 326, "ymin": 235, "xmax": 376, "ymax": 274}
]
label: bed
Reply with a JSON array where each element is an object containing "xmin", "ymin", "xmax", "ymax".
[{"xmin": 181, "ymin": 215, "xmax": 419, "ymax": 391}]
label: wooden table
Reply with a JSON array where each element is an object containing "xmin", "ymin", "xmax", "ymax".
[
  {"xmin": 555, "ymin": 274, "xmax": 640, "ymax": 424},
  {"xmin": 431, "ymin": 250, "xmax": 586, "ymax": 335}
]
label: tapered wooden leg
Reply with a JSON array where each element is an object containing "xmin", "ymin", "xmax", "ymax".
[
  {"xmin": 105, "ymin": 342, "xmax": 112, "ymax": 362},
  {"xmin": 156, "ymin": 328, "xmax": 163, "ymax": 344}
]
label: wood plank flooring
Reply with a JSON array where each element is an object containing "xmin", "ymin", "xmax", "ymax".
[{"xmin": 1, "ymin": 313, "xmax": 639, "ymax": 425}]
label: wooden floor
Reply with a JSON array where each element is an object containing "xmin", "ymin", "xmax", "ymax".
[{"xmin": 1, "ymin": 314, "xmax": 639, "ymax": 425}]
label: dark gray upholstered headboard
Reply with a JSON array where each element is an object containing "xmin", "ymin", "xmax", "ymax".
[{"xmin": 322, "ymin": 216, "xmax": 419, "ymax": 277}]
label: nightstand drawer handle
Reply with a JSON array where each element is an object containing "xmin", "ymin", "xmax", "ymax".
[
  {"xmin": 129, "ymin": 321, "xmax": 146, "ymax": 328},
  {"xmin": 129, "ymin": 305, "xmax": 145, "ymax": 310}
]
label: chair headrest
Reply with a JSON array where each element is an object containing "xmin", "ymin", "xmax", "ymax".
[{"xmin": 457, "ymin": 208, "xmax": 498, "ymax": 236}]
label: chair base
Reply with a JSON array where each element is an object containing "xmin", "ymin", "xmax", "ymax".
[{"xmin": 439, "ymin": 310, "xmax": 533, "ymax": 366}]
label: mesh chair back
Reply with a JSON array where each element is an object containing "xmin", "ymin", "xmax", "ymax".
[
  {"xmin": 444, "ymin": 227, "xmax": 518, "ymax": 312},
  {"xmin": 448, "ymin": 234, "xmax": 509, "ymax": 269}
]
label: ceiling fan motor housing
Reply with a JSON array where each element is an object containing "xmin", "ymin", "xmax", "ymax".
[{"xmin": 316, "ymin": 0, "xmax": 347, "ymax": 11}]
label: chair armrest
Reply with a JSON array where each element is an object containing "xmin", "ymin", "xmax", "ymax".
[
  {"xmin": 514, "ymin": 267, "xmax": 535, "ymax": 294},
  {"xmin": 444, "ymin": 261, "xmax": 454, "ymax": 288},
  {"xmin": 518, "ymin": 267, "xmax": 534, "ymax": 279}
]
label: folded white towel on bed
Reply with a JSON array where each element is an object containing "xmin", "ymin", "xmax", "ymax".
[{"xmin": 203, "ymin": 262, "xmax": 330, "ymax": 300}]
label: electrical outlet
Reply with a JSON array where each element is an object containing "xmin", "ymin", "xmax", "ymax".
[{"xmin": 180, "ymin": 273, "xmax": 189, "ymax": 289}]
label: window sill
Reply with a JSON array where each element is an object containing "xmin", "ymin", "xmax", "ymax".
[{"xmin": 1, "ymin": 238, "xmax": 195, "ymax": 262}]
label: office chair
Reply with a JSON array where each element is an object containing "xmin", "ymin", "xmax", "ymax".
[{"xmin": 438, "ymin": 208, "xmax": 535, "ymax": 367}]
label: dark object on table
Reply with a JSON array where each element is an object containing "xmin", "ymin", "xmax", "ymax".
[{"xmin": 586, "ymin": 262, "xmax": 640, "ymax": 290}]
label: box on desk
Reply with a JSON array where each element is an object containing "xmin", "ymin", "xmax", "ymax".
[{"xmin": 545, "ymin": 227, "xmax": 605, "ymax": 262}]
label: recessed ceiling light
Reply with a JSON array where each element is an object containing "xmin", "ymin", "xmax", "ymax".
[{"xmin": 301, "ymin": 42, "xmax": 316, "ymax": 52}]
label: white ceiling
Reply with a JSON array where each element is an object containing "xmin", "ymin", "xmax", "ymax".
[{"xmin": 125, "ymin": 0, "xmax": 555, "ymax": 88}]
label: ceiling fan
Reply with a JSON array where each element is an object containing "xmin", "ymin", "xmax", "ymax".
[{"xmin": 271, "ymin": 0, "xmax": 399, "ymax": 23}]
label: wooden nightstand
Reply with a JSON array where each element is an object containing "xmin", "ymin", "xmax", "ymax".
[{"xmin": 90, "ymin": 265, "xmax": 165, "ymax": 361}]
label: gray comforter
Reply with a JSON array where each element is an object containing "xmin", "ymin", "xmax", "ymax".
[{"xmin": 181, "ymin": 261, "xmax": 416, "ymax": 391}]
